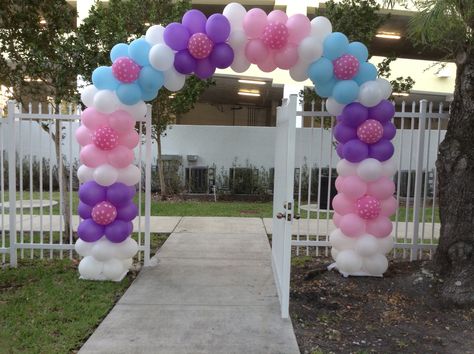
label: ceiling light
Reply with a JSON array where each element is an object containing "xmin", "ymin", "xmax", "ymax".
[
  {"xmin": 392, "ymin": 92, "xmax": 409, "ymax": 96},
  {"xmin": 375, "ymin": 32, "xmax": 401, "ymax": 40},
  {"xmin": 144, "ymin": 22, "xmax": 151, "ymax": 26},
  {"xmin": 39, "ymin": 18, "xmax": 47, "ymax": 25},
  {"xmin": 238, "ymin": 89, "xmax": 260, "ymax": 97},
  {"xmin": 238, "ymin": 79, "xmax": 266, "ymax": 85}
]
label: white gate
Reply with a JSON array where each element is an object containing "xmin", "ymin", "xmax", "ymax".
[{"xmin": 271, "ymin": 94, "xmax": 297, "ymax": 318}]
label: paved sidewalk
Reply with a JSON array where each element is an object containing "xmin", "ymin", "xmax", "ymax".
[{"xmin": 79, "ymin": 217, "xmax": 300, "ymax": 354}]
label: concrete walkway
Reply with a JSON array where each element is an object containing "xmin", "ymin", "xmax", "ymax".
[{"xmin": 79, "ymin": 217, "xmax": 300, "ymax": 354}]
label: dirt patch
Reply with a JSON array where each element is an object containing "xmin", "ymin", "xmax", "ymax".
[{"xmin": 290, "ymin": 258, "xmax": 474, "ymax": 354}]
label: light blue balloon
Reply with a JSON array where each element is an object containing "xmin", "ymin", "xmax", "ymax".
[
  {"xmin": 138, "ymin": 66, "xmax": 164, "ymax": 92},
  {"xmin": 128, "ymin": 38, "xmax": 151, "ymax": 67},
  {"xmin": 110, "ymin": 43, "xmax": 129, "ymax": 62},
  {"xmin": 308, "ymin": 58, "xmax": 334, "ymax": 84},
  {"xmin": 314, "ymin": 77, "xmax": 336, "ymax": 98},
  {"xmin": 92, "ymin": 66, "xmax": 119, "ymax": 90},
  {"xmin": 354, "ymin": 62, "xmax": 377, "ymax": 85},
  {"xmin": 333, "ymin": 80, "xmax": 359, "ymax": 104},
  {"xmin": 347, "ymin": 42, "xmax": 368, "ymax": 62},
  {"xmin": 117, "ymin": 83, "xmax": 142, "ymax": 105},
  {"xmin": 323, "ymin": 32, "xmax": 349, "ymax": 60},
  {"xmin": 141, "ymin": 89, "xmax": 159, "ymax": 102}
]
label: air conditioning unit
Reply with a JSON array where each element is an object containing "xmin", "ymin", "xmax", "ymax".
[{"xmin": 187, "ymin": 155, "xmax": 198, "ymax": 162}]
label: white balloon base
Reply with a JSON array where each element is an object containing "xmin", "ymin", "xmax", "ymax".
[
  {"xmin": 79, "ymin": 271, "xmax": 128, "ymax": 282},
  {"xmin": 328, "ymin": 262, "xmax": 384, "ymax": 278}
]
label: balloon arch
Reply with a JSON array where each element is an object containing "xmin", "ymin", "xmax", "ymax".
[{"xmin": 75, "ymin": 3, "xmax": 397, "ymax": 281}]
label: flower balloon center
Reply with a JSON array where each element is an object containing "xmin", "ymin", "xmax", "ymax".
[
  {"xmin": 333, "ymin": 54, "xmax": 360, "ymax": 80},
  {"xmin": 92, "ymin": 126, "xmax": 119, "ymax": 150},
  {"xmin": 91, "ymin": 201, "xmax": 117, "ymax": 225},
  {"xmin": 356, "ymin": 195, "xmax": 381, "ymax": 220},
  {"xmin": 188, "ymin": 33, "xmax": 214, "ymax": 59},
  {"xmin": 112, "ymin": 57, "xmax": 141, "ymax": 83},
  {"xmin": 357, "ymin": 119, "xmax": 384, "ymax": 144},
  {"xmin": 262, "ymin": 22, "xmax": 289, "ymax": 50}
]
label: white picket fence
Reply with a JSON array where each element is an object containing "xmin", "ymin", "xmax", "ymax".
[{"xmin": 0, "ymin": 101, "xmax": 152, "ymax": 266}]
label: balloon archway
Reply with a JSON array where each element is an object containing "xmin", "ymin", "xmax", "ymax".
[{"xmin": 75, "ymin": 3, "xmax": 397, "ymax": 281}]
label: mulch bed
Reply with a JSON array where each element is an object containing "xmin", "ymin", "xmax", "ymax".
[{"xmin": 290, "ymin": 258, "xmax": 474, "ymax": 354}]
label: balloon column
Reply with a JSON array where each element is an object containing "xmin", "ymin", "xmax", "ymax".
[{"xmin": 75, "ymin": 2, "xmax": 396, "ymax": 280}]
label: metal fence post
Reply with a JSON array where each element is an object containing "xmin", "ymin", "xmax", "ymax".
[
  {"xmin": 7, "ymin": 101, "xmax": 17, "ymax": 267},
  {"xmin": 144, "ymin": 104, "xmax": 152, "ymax": 266},
  {"xmin": 411, "ymin": 100, "xmax": 427, "ymax": 261}
]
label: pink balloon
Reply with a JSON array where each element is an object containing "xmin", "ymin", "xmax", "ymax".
[
  {"xmin": 243, "ymin": 8, "xmax": 268, "ymax": 38},
  {"xmin": 108, "ymin": 110, "xmax": 135, "ymax": 133},
  {"xmin": 108, "ymin": 146, "xmax": 134, "ymax": 168},
  {"xmin": 333, "ymin": 194, "xmax": 357, "ymax": 215},
  {"xmin": 356, "ymin": 195, "xmax": 381, "ymax": 220},
  {"xmin": 119, "ymin": 130, "xmax": 140, "ymax": 149},
  {"xmin": 274, "ymin": 43, "xmax": 298, "ymax": 69},
  {"xmin": 112, "ymin": 57, "xmax": 141, "ymax": 83},
  {"xmin": 92, "ymin": 126, "xmax": 119, "ymax": 150},
  {"xmin": 366, "ymin": 216, "xmax": 392, "ymax": 238},
  {"xmin": 339, "ymin": 213, "xmax": 366, "ymax": 237},
  {"xmin": 75, "ymin": 126, "xmax": 92, "ymax": 146},
  {"xmin": 380, "ymin": 196, "xmax": 397, "ymax": 217},
  {"xmin": 357, "ymin": 119, "xmax": 384, "ymax": 144},
  {"xmin": 335, "ymin": 176, "xmax": 345, "ymax": 192},
  {"xmin": 340, "ymin": 175, "xmax": 367, "ymax": 200},
  {"xmin": 92, "ymin": 201, "xmax": 117, "ymax": 225},
  {"xmin": 333, "ymin": 212, "xmax": 342, "ymax": 227},
  {"xmin": 80, "ymin": 144, "xmax": 108, "ymax": 168},
  {"xmin": 257, "ymin": 54, "xmax": 277, "ymax": 72},
  {"xmin": 262, "ymin": 22, "xmax": 288, "ymax": 50},
  {"xmin": 367, "ymin": 177, "xmax": 395, "ymax": 200},
  {"xmin": 333, "ymin": 54, "xmax": 360, "ymax": 80},
  {"xmin": 267, "ymin": 10, "xmax": 288, "ymax": 24},
  {"xmin": 286, "ymin": 14, "xmax": 311, "ymax": 44},
  {"xmin": 81, "ymin": 108, "xmax": 108, "ymax": 130},
  {"xmin": 188, "ymin": 33, "xmax": 214, "ymax": 59},
  {"xmin": 245, "ymin": 39, "xmax": 269, "ymax": 64}
]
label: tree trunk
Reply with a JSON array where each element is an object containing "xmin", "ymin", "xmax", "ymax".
[
  {"xmin": 435, "ymin": 52, "xmax": 474, "ymax": 305},
  {"xmin": 156, "ymin": 127, "xmax": 167, "ymax": 200}
]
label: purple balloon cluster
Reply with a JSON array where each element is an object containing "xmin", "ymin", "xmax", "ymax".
[
  {"xmin": 164, "ymin": 9, "xmax": 234, "ymax": 79},
  {"xmin": 77, "ymin": 181, "xmax": 138, "ymax": 243},
  {"xmin": 334, "ymin": 100, "xmax": 396, "ymax": 162}
]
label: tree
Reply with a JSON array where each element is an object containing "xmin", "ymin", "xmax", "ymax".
[
  {"xmin": 0, "ymin": 0, "xmax": 78, "ymax": 239},
  {"xmin": 75, "ymin": 0, "xmax": 212, "ymax": 198},
  {"xmin": 404, "ymin": 0, "xmax": 474, "ymax": 305}
]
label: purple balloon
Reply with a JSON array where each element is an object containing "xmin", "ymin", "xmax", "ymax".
[
  {"xmin": 205, "ymin": 14, "xmax": 231, "ymax": 43},
  {"xmin": 195, "ymin": 57, "xmax": 215, "ymax": 79},
  {"xmin": 383, "ymin": 121, "xmax": 396, "ymax": 140},
  {"xmin": 164, "ymin": 23, "xmax": 190, "ymax": 51},
  {"xmin": 106, "ymin": 183, "xmax": 134, "ymax": 207},
  {"xmin": 368, "ymin": 100, "xmax": 395, "ymax": 124},
  {"xmin": 210, "ymin": 43, "xmax": 234, "ymax": 69},
  {"xmin": 116, "ymin": 202, "xmax": 138, "ymax": 222},
  {"xmin": 334, "ymin": 123, "xmax": 357, "ymax": 143},
  {"xmin": 174, "ymin": 50, "xmax": 197, "ymax": 74},
  {"xmin": 182, "ymin": 9, "xmax": 207, "ymax": 34},
  {"xmin": 369, "ymin": 139, "xmax": 394, "ymax": 161},
  {"xmin": 105, "ymin": 220, "xmax": 133, "ymax": 243},
  {"xmin": 342, "ymin": 139, "xmax": 369, "ymax": 162},
  {"xmin": 79, "ymin": 181, "xmax": 106, "ymax": 207},
  {"xmin": 78, "ymin": 202, "xmax": 92, "ymax": 219},
  {"xmin": 336, "ymin": 143, "xmax": 344, "ymax": 159},
  {"xmin": 77, "ymin": 219, "xmax": 104, "ymax": 242},
  {"xmin": 340, "ymin": 103, "xmax": 368, "ymax": 127}
]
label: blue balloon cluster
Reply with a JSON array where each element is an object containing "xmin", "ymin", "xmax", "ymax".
[
  {"xmin": 307, "ymin": 33, "xmax": 377, "ymax": 105},
  {"xmin": 91, "ymin": 38, "xmax": 165, "ymax": 105}
]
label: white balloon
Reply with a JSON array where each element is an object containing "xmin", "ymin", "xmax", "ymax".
[
  {"xmin": 228, "ymin": 29, "xmax": 247, "ymax": 49},
  {"xmin": 362, "ymin": 254, "xmax": 388, "ymax": 275},
  {"xmin": 336, "ymin": 249, "xmax": 363, "ymax": 274},
  {"xmin": 145, "ymin": 25, "xmax": 165, "ymax": 45},
  {"xmin": 331, "ymin": 247, "xmax": 339, "ymax": 261},
  {"xmin": 77, "ymin": 165, "xmax": 94, "ymax": 183},
  {"xmin": 92, "ymin": 239, "xmax": 117, "ymax": 262},
  {"xmin": 122, "ymin": 258, "xmax": 133, "ymax": 270},
  {"xmin": 381, "ymin": 158, "xmax": 397, "ymax": 177},
  {"xmin": 336, "ymin": 159, "xmax": 357, "ymax": 177},
  {"xmin": 289, "ymin": 60, "xmax": 309, "ymax": 82},
  {"xmin": 325, "ymin": 97, "xmax": 345, "ymax": 116},
  {"xmin": 376, "ymin": 78, "xmax": 392, "ymax": 100},
  {"xmin": 118, "ymin": 101, "xmax": 147, "ymax": 121},
  {"xmin": 115, "ymin": 237, "xmax": 139, "ymax": 259},
  {"xmin": 357, "ymin": 158, "xmax": 383, "ymax": 182},
  {"xmin": 117, "ymin": 165, "xmax": 141, "ymax": 186},
  {"xmin": 103, "ymin": 258, "xmax": 126, "ymax": 281},
  {"xmin": 298, "ymin": 36, "xmax": 323, "ymax": 63},
  {"xmin": 164, "ymin": 67, "xmax": 185, "ymax": 92},
  {"xmin": 311, "ymin": 16, "xmax": 332, "ymax": 39},
  {"xmin": 231, "ymin": 51, "xmax": 250, "ymax": 73},
  {"xmin": 93, "ymin": 164, "xmax": 118, "ymax": 186},
  {"xmin": 358, "ymin": 81, "xmax": 383, "ymax": 107},
  {"xmin": 329, "ymin": 229, "xmax": 356, "ymax": 250},
  {"xmin": 78, "ymin": 256, "xmax": 104, "ymax": 280},
  {"xmin": 75, "ymin": 238, "xmax": 94, "ymax": 257},
  {"xmin": 93, "ymin": 90, "xmax": 119, "ymax": 114},
  {"xmin": 81, "ymin": 85, "xmax": 98, "ymax": 108},
  {"xmin": 149, "ymin": 43, "xmax": 174, "ymax": 71},
  {"xmin": 377, "ymin": 235, "xmax": 394, "ymax": 254},
  {"xmin": 223, "ymin": 2, "xmax": 247, "ymax": 29},
  {"xmin": 355, "ymin": 234, "xmax": 379, "ymax": 257}
]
